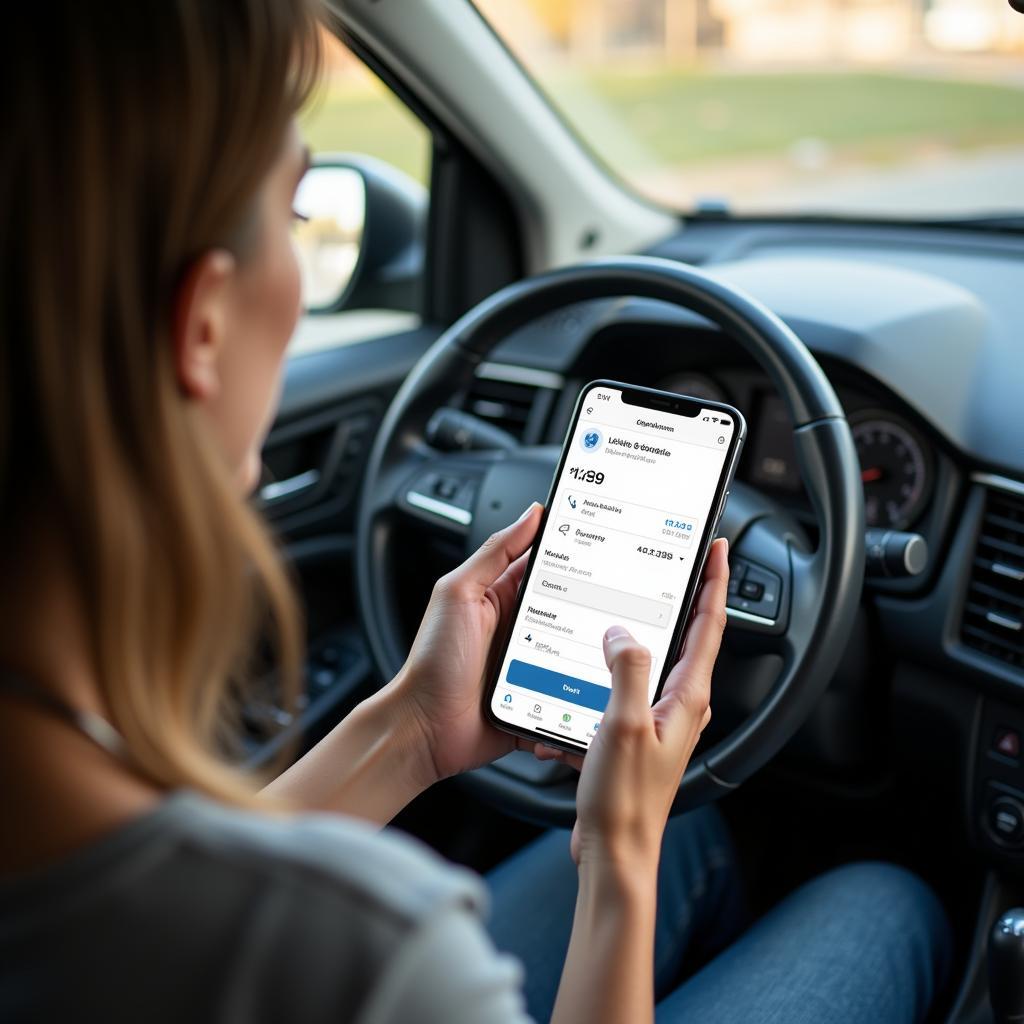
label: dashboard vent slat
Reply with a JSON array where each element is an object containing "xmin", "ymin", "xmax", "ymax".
[
  {"xmin": 961, "ymin": 488, "xmax": 1024, "ymax": 670},
  {"xmin": 969, "ymin": 580, "xmax": 1024, "ymax": 610},
  {"xmin": 459, "ymin": 368, "xmax": 562, "ymax": 445},
  {"xmin": 465, "ymin": 378, "xmax": 535, "ymax": 439}
]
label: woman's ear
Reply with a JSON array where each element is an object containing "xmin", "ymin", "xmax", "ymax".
[{"xmin": 171, "ymin": 249, "xmax": 237, "ymax": 401}]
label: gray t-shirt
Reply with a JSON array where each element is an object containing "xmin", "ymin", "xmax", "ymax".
[{"xmin": 0, "ymin": 791, "xmax": 531, "ymax": 1023}]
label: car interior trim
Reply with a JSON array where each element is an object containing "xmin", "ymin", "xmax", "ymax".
[
  {"xmin": 476, "ymin": 361, "xmax": 565, "ymax": 390},
  {"xmin": 725, "ymin": 606, "xmax": 777, "ymax": 627},
  {"xmin": 259, "ymin": 469, "xmax": 322, "ymax": 505},
  {"xmin": 406, "ymin": 490, "xmax": 473, "ymax": 525},
  {"xmin": 972, "ymin": 472, "xmax": 1024, "ymax": 500},
  {"xmin": 992, "ymin": 563, "xmax": 1024, "ymax": 583},
  {"xmin": 986, "ymin": 611, "xmax": 1023, "ymax": 633}
]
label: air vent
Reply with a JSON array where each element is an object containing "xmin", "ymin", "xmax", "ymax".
[
  {"xmin": 463, "ymin": 376, "xmax": 538, "ymax": 440},
  {"xmin": 461, "ymin": 363, "xmax": 563, "ymax": 443},
  {"xmin": 962, "ymin": 487, "xmax": 1024, "ymax": 670}
]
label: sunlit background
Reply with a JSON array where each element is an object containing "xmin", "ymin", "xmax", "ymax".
[{"xmin": 301, "ymin": 0, "xmax": 1024, "ymax": 220}]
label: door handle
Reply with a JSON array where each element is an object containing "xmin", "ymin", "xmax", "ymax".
[{"xmin": 259, "ymin": 468, "xmax": 321, "ymax": 505}]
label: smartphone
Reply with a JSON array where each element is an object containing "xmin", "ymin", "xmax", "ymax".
[{"xmin": 484, "ymin": 379, "xmax": 746, "ymax": 755}]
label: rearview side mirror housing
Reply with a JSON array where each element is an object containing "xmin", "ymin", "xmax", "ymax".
[{"xmin": 293, "ymin": 153, "xmax": 426, "ymax": 314}]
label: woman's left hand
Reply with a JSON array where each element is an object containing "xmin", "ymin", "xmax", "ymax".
[{"xmin": 391, "ymin": 502, "xmax": 543, "ymax": 783}]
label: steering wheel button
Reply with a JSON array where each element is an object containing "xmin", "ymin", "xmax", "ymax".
[
  {"xmin": 435, "ymin": 476, "xmax": 459, "ymax": 500},
  {"xmin": 740, "ymin": 580, "xmax": 764, "ymax": 600}
]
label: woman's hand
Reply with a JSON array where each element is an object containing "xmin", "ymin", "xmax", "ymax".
[
  {"xmin": 390, "ymin": 502, "xmax": 543, "ymax": 784},
  {"xmin": 548, "ymin": 540, "xmax": 729, "ymax": 1024},
  {"xmin": 539, "ymin": 538, "xmax": 730, "ymax": 873}
]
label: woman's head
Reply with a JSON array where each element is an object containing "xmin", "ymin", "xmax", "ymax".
[
  {"xmin": 173, "ymin": 120, "xmax": 312, "ymax": 492},
  {"xmin": 1, "ymin": 1, "xmax": 322, "ymax": 798}
]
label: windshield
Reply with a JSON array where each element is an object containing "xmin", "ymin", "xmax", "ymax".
[{"xmin": 473, "ymin": 0, "xmax": 1024, "ymax": 220}]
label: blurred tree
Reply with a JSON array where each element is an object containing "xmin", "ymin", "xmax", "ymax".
[{"xmin": 524, "ymin": 0, "xmax": 574, "ymax": 42}]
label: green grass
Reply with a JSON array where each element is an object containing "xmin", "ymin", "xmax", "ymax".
[
  {"xmin": 572, "ymin": 70, "xmax": 1024, "ymax": 166},
  {"xmin": 300, "ymin": 70, "xmax": 1024, "ymax": 184},
  {"xmin": 300, "ymin": 82, "xmax": 431, "ymax": 183}
]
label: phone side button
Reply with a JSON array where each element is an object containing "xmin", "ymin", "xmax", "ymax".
[{"xmin": 713, "ymin": 490, "xmax": 729, "ymax": 535}]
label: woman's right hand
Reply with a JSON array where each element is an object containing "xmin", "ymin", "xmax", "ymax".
[{"xmin": 539, "ymin": 538, "xmax": 730, "ymax": 874}]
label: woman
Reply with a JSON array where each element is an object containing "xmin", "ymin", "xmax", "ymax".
[{"xmin": 0, "ymin": 2, "xmax": 950, "ymax": 1022}]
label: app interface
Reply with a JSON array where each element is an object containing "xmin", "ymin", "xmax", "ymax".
[{"xmin": 491, "ymin": 386, "xmax": 736, "ymax": 748}]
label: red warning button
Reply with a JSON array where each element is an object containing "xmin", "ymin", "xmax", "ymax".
[{"xmin": 993, "ymin": 727, "xmax": 1021, "ymax": 760}]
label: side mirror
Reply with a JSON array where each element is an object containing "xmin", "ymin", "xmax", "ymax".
[{"xmin": 293, "ymin": 154, "xmax": 426, "ymax": 314}]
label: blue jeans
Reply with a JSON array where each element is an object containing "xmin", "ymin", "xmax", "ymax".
[{"xmin": 485, "ymin": 807, "xmax": 951, "ymax": 1023}]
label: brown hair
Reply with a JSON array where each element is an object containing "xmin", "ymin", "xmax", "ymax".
[{"xmin": 0, "ymin": 2, "xmax": 322, "ymax": 800}]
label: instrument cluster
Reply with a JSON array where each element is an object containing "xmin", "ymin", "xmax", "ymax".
[{"xmin": 657, "ymin": 371, "xmax": 934, "ymax": 530}]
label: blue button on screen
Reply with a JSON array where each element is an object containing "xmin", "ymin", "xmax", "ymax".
[{"xmin": 506, "ymin": 659, "xmax": 610, "ymax": 713}]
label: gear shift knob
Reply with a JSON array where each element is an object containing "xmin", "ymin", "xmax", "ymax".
[{"xmin": 989, "ymin": 908, "xmax": 1024, "ymax": 1024}]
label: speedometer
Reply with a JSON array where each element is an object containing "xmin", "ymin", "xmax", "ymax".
[{"xmin": 851, "ymin": 413, "xmax": 931, "ymax": 529}]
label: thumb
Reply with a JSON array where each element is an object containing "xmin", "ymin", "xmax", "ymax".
[
  {"xmin": 450, "ymin": 502, "xmax": 542, "ymax": 591},
  {"xmin": 602, "ymin": 626, "xmax": 653, "ymax": 729}
]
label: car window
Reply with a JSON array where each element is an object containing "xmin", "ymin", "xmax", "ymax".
[
  {"xmin": 290, "ymin": 32, "xmax": 430, "ymax": 356},
  {"xmin": 473, "ymin": 0, "xmax": 1024, "ymax": 222},
  {"xmin": 301, "ymin": 33, "xmax": 430, "ymax": 186}
]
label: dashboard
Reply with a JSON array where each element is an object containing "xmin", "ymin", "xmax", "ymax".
[
  {"xmin": 485, "ymin": 222, "xmax": 1024, "ymax": 483},
  {"xmin": 460, "ymin": 221, "xmax": 1024, "ymax": 868},
  {"xmin": 473, "ymin": 223, "xmax": 1024, "ymax": 622}
]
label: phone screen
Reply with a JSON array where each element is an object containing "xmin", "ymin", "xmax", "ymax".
[{"xmin": 488, "ymin": 381, "xmax": 742, "ymax": 751}]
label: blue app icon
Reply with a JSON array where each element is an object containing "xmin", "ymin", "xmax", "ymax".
[{"xmin": 580, "ymin": 428, "xmax": 603, "ymax": 452}]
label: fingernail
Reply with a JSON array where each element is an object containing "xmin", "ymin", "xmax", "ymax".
[
  {"xmin": 517, "ymin": 501, "xmax": 540, "ymax": 522},
  {"xmin": 604, "ymin": 625, "xmax": 629, "ymax": 642}
]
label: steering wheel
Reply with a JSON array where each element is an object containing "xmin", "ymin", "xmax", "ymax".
[{"xmin": 356, "ymin": 256, "xmax": 864, "ymax": 828}]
